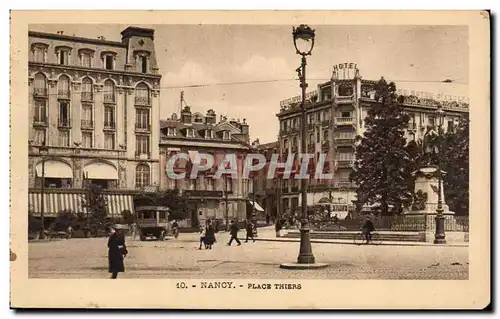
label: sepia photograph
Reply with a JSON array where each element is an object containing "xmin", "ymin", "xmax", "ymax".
[{"xmin": 10, "ymin": 10, "xmax": 490, "ymax": 309}]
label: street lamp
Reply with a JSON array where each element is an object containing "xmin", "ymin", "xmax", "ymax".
[
  {"xmin": 281, "ymin": 24, "xmax": 327, "ymax": 269},
  {"xmin": 38, "ymin": 140, "xmax": 49, "ymax": 240},
  {"xmin": 434, "ymin": 104, "xmax": 447, "ymax": 244}
]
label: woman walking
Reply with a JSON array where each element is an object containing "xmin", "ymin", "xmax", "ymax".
[
  {"xmin": 108, "ymin": 226, "xmax": 127, "ymax": 279},
  {"xmin": 204, "ymin": 219, "xmax": 216, "ymax": 249}
]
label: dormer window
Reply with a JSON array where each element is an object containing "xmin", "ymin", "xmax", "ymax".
[
  {"xmin": 78, "ymin": 49, "xmax": 95, "ymax": 68},
  {"xmin": 205, "ymin": 129, "xmax": 214, "ymax": 139},
  {"xmin": 194, "ymin": 116, "xmax": 204, "ymax": 123},
  {"xmin": 223, "ymin": 131, "xmax": 231, "ymax": 140},
  {"xmin": 186, "ymin": 128, "xmax": 195, "ymax": 138},
  {"xmin": 167, "ymin": 127, "xmax": 176, "ymax": 136},
  {"xmin": 134, "ymin": 50, "xmax": 151, "ymax": 74},
  {"xmin": 31, "ymin": 43, "xmax": 48, "ymax": 63}
]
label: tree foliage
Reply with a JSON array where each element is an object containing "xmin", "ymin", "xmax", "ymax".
[
  {"xmin": 350, "ymin": 77, "xmax": 413, "ymax": 215},
  {"xmin": 81, "ymin": 184, "xmax": 109, "ymax": 229},
  {"xmin": 134, "ymin": 188, "xmax": 188, "ymax": 221},
  {"xmin": 121, "ymin": 209, "xmax": 135, "ymax": 225},
  {"xmin": 442, "ymin": 115, "xmax": 469, "ymax": 215}
]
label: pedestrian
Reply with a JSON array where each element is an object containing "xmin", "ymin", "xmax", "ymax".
[
  {"xmin": 275, "ymin": 219, "xmax": 282, "ymax": 237},
  {"xmin": 107, "ymin": 226, "xmax": 127, "ymax": 279},
  {"xmin": 199, "ymin": 222, "xmax": 206, "ymax": 250},
  {"xmin": 227, "ymin": 220, "xmax": 241, "ymax": 246},
  {"xmin": 333, "ymin": 214, "xmax": 339, "ymax": 224},
  {"xmin": 361, "ymin": 216, "xmax": 375, "ymax": 244},
  {"xmin": 245, "ymin": 219, "xmax": 255, "ymax": 243},
  {"xmin": 130, "ymin": 222, "xmax": 137, "ymax": 240},
  {"xmin": 204, "ymin": 219, "xmax": 216, "ymax": 249},
  {"xmin": 172, "ymin": 219, "xmax": 179, "ymax": 239},
  {"xmin": 66, "ymin": 225, "xmax": 73, "ymax": 239},
  {"xmin": 266, "ymin": 214, "xmax": 270, "ymax": 225}
]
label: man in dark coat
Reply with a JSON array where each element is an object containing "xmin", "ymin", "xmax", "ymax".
[
  {"xmin": 245, "ymin": 219, "xmax": 255, "ymax": 243},
  {"xmin": 227, "ymin": 220, "xmax": 241, "ymax": 246},
  {"xmin": 108, "ymin": 227, "xmax": 127, "ymax": 279}
]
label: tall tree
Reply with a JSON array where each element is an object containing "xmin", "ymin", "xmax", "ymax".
[
  {"xmin": 350, "ymin": 77, "xmax": 413, "ymax": 215},
  {"xmin": 442, "ymin": 115, "xmax": 469, "ymax": 215},
  {"xmin": 81, "ymin": 184, "xmax": 109, "ymax": 233}
]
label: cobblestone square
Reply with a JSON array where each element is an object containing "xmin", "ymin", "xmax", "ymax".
[{"xmin": 29, "ymin": 231, "xmax": 469, "ymax": 280}]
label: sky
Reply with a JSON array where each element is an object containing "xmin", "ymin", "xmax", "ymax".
[{"xmin": 30, "ymin": 24, "xmax": 469, "ymax": 143}]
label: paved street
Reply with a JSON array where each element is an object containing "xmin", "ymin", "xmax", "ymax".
[{"xmin": 29, "ymin": 229, "xmax": 468, "ymax": 280}]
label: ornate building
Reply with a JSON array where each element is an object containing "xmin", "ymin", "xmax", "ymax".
[
  {"xmin": 275, "ymin": 66, "xmax": 469, "ymax": 217},
  {"xmin": 28, "ymin": 27, "xmax": 162, "ymax": 221},
  {"xmin": 159, "ymin": 105, "xmax": 262, "ymax": 226}
]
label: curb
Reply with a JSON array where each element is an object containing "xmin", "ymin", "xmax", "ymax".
[{"xmin": 254, "ymin": 237, "xmax": 469, "ymax": 247}]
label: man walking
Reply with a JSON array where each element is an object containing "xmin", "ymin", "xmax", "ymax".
[
  {"xmin": 245, "ymin": 219, "xmax": 255, "ymax": 243},
  {"xmin": 227, "ymin": 220, "xmax": 241, "ymax": 246}
]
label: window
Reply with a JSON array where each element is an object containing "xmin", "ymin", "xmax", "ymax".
[
  {"xmin": 34, "ymin": 129, "xmax": 46, "ymax": 145},
  {"xmin": 104, "ymin": 132, "xmax": 115, "ymax": 150},
  {"xmin": 103, "ymin": 80, "xmax": 115, "ymax": 103},
  {"xmin": 316, "ymin": 130, "xmax": 320, "ymax": 142},
  {"xmin": 225, "ymin": 177, "xmax": 233, "ymax": 192},
  {"xmin": 81, "ymin": 77, "xmax": 93, "ymax": 101},
  {"xmin": 292, "ymin": 137, "xmax": 298, "ymax": 148},
  {"xmin": 136, "ymin": 135, "xmax": 150, "ymax": 155},
  {"xmin": 59, "ymin": 50, "xmax": 69, "ymax": 65},
  {"xmin": 194, "ymin": 116, "xmax": 203, "ymax": 123},
  {"xmin": 104, "ymin": 106, "xmax": 115, "ymax": 129},
  {"xmin": 167, "ymin": 127, "xmax": 176, "ymax": 136},
  {"xmin": 292, "ymin": 118, "xmax": 297, "ymax": 128},
  {"xmin": 34, "ymin": 100, "xmax": 46, "ymax": 123},
  {"xmin": 321, "ymin": 87, "xmax": 332, "ymax": 101},
  {"xmin": 32, "ymin": 44, "xmax": 47, "ymax": 63},
  {"xmin": 186, "ymin": 128, "xmax": 195, "ymax": 138},
  {"xmin": 308, "ymin": 133, "xmax": 314, "ymax": 144},
  {"xmin": 33, "ymin": 73, "xmax": 47, "ymax": 97},
  {"xmin": 135, "ymin": 164, "xmax": 150, "ymax": 188},
  {"xmin": 206, "ymin": 178, "xmax": 214, "ymax": 191},
  {"xmin": 82, "ymin": 132, "xmax": 93, "ymax": 148},
  {"xmin": 135, "ymin": 83, "xmax": 150, "ymax": 105},
  {"xmin": 341, "ymin": 111, "xmax": 351, "ymax": 118},
  {"xmin": 81, "ymin": 52, "xmax": 92, "ymax": 68},
  {"xmin": 105, "ymin": 55, "xmax": 113, "ymax": 70},
  {"xmin": 206, "ymin": 129, "xmax": 213, "ymax": 139},
  {"xmin": 338, "ymin": 84, "xmax": 354, "ymax": 96},
  {"xmin": 141, "ymin": 56, "xmax": 148, "ymax": 73},
  {"xmin": 447, "ymin": 120, "xmax": 454, "ymax": 132},
  {"xmin": 223, "ymin": 131, "xmax": 230, "ymax": 140},
  {"xmin": 57, "ymin": 75, "xmax": 71, "ymax": 99},
  {"xmin": 135, "ymin": 109, "xmax": 150, "ymax": 130},
  {"xmin": 337, "ymin": 131, "xmax": 354, "ymax": 139},
  {"xmin": 58, "ymin": 130, "xmax": 70, "ymax": 147},
  {"xmin": 323, "ymin": 129, "xmax": 329, "ymax": 142},
  {"xmin": 58, "ymin": 102, "xmax": 70, "ymax": 127},
  {"xmin": 81, "ymin": 104, "xmax": 93, "ymax": 129},
  {"xmin": 428, "ymin": 116, "xmax": 435, "ymax": 127}
]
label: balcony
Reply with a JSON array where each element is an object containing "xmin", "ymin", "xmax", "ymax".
[
  {"xmin": 333, "ymin": 180, "xmax": 357, "ymax": 189},
  {"xmin": 135, "ymin": 123, "xmax": 151, "ymax": 132},
  {"xmin": 321, "ymin": 120, "xmax": 331, "ymax": 127},
  {"xmin": 58, "ymin": 119, "xmax": 71, "ymax": 129},
  {"xmin": 81, "ymin": 120, "xmax": 93, "ymax": 130},
  {"xmin": 81, "ymin": 92, "xmax": 93, "ymax": 102},
  {"xmin": 335, "ymin": 117, "xmax": 355, "ymax": 127},
  {"xmin": 33, "ymin": 116, "xmax": 47, "ymax": 127},
  {"xmin": 135, "ymin": 96, "xmax": 151, "ymax": 106},
  {"xmin": 307, "ymin": 144, "xmax": 315, "ymax": 152},
  {"xmin": 33, "ymin": 88, "xmax": 48, "ymax": 98},
  {"xmin": 104, "ymin": 121, "xmax": 116, "ymax": 130},
  {"xmin": 103, "ymin": 94, "xmax": 115, "ymax": 104},
  {"xmin": 289, "ymin": 127, "xmax": 300, "ymax": 135},
  {"xmin": 58, "ymin": 90, "xmax": 71, "ymax": 100},
  {"xmin": 335, "ymin": 159, "xmax": 355, "ymax": 168},
  {"xmin": 335, "ymin": 95, "xmax": 355, "ymax": 104},
  {"xmin": 135, "ymin": 151, "xmax": 151, "ymax": 160},
  {"xmin": 334, "ymin": 137, "xmax": 355, "ymax": 147}
]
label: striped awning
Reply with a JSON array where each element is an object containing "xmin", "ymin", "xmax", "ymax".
[
  {"xmin": 28, "ymin": 192, "xmax": 135, "ymax": 218},
  {"xmin": 28, "ymin": 192, "xmax": 88, "ymax": 217},
  {"xmin": 105, "ymin": 194, "xmax": 134, "ymax": 217}
]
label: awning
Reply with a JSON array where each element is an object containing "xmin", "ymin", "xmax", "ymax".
[
  {"xmin": 28, "ymin": 192, "xmax": 88, "ymax": 217},
  {"xmin": 83, "ymin": 162, "xmax": 118, "ymax": 180},
  {"xmin": 248, "ymin": 200, "xmax": 264, "ymax": 212},
  {"xmin": 35, "ymin": 160, "xmax": 73, "ymax": 179},
  {"xmin": 105, "ymin": 194, "xmax": 134, "ymax": 217}
]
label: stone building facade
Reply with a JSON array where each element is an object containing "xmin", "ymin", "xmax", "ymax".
[{"xmin": 28, "ymin": 27, "xmax": 162, "ymax": 219}]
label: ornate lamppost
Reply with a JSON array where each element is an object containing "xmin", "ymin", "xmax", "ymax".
[
  {"xmin": 434, "ymin": 104, "xmax": 447, "ymax": 244},
  {"xmin": 281, "ymin": 25, "xmax": 327, "ymax": 269},
  {"xmin": 38, "ymin": 140, "xmax": 49, "ymax": 240}
]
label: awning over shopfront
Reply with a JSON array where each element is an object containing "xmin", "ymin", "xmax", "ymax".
[
  {"xmin": 28, "ymin": 192, "xmax": 135, "ymax": 218},
  {"xmin": 28, "ymin": 192, "xmax": 88, "ymax": 217},
  {"xmin": 83, "ymin": 162, "xmax": 118, "ymax": 180},
  {"xmin": 105, "ymin": 194, "xmax": 135, "ymax": 217},
  {"xmin": 248, "ymin": 200, "xmax": 264, "ymax": 212},
  {"xmin": 35, "ymin": 160, "xmax": 73, "ymax": 179}
]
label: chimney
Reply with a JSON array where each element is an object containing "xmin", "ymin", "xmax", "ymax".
[
  {"xmin": 181, "ymin": 105, "xmax": 192, "ymax": 124},
  {"xmin": 206, "ymin": 109, "xmax": 216, "ymax": 125},
  {"xmin": 240, "ymin": 118, "xmax": 249, "ymax": 136}
]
